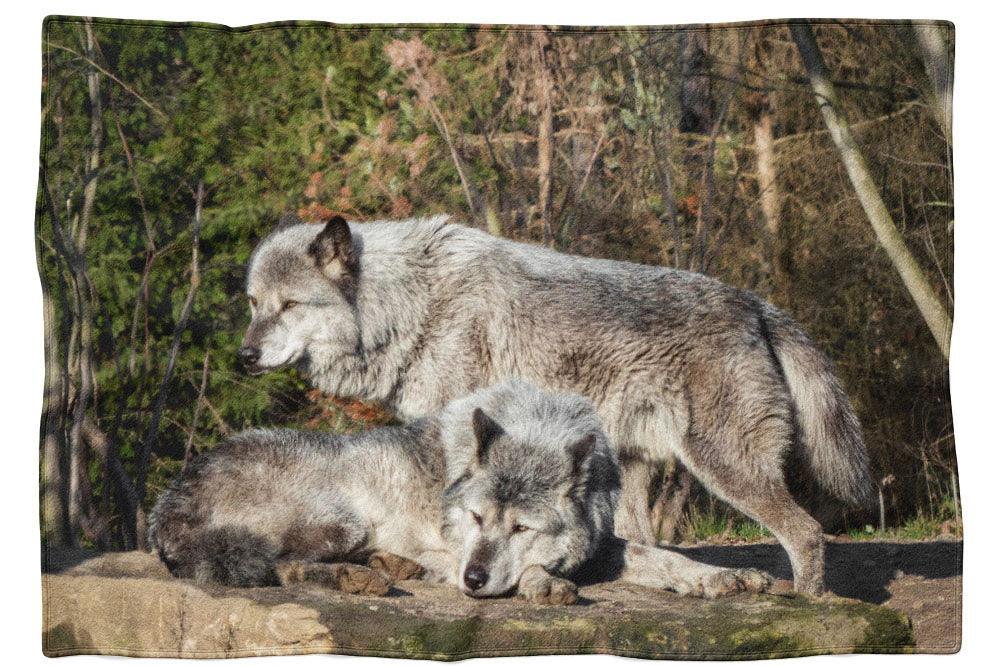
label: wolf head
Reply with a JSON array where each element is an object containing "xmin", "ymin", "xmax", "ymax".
[
  {"xmin": 439, "ymin": 380, "xmax": 620, "ymax": 598},
  {"xmin": 240, "ymin": 215, "xmax": 359, "ymax": 375}
]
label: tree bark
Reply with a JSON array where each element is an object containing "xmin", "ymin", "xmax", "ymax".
[
  {"xmin": 912, "ymin": 22, "xmax": 953, "ymax": 141},
  {"xmin": 690, "ymin": 94, "xmax": 732, "ymax": 274},
  {"xmin": 55, "ymin": 19, "xmax": 105, "ymax": 545},
  {"xmin": 80, "ymin": 415, "xmax": 141, "ymax": 526},
  {"xmin": 41, "ymin": 289, "xmax": 71, "ymax": 547},
  {"xmin": 534, "ymin": 30, "xmax": 556, "ymax": 245},
  {"xmin": 749, "ymin": 93, "xmax": 783, "ymax": 288},
  {"xmin": 678, "ymin": 31, "xmax": 712, "ymax": 136},
  {"xmin": 791, "ymin": 23, "xmax": 952, "ymax": 359}
]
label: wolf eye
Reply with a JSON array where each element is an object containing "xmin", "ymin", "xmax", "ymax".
[
  {"xmin": 281, "ymin": 300, "xmax": 300, "ymax": 312},
  {"xmin": 248, "ymin": 296, "xmax": 257, "ymax": 308},
  {"xmin": 512, "ymin": 524, "xmax": 530, "ymax": 534},
  {"xmin": 470, "ymin": 511, "xmax": 483, "ymax": 526}
]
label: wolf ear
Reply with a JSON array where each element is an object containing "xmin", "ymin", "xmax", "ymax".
[
  {"xmin": 471, "ymin": 408, "xmax": 504, "ymax": 464},
  {"xmin": 307, "ymin": 215, "xmax": 355, "ymax": 278},
  {"xmin": 275, "ymin": 211, "xmax": 303, "ymax": 231},
  {"xmin": 567, "ymin": 433, "xmax": 597, "ymax": 477}
]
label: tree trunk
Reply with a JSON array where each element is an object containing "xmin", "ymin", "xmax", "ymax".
[
  {"xmin": 652, "ymin": 134, "xmax": 684, "ymax": 269},
  {"xmin": 534, "ymin": 30, "xmax": 556, "ymax": 245},
  {"xmin": 41, "ymin": 289, "xmax": 72, "ymax": 547},
  {"xmin": 678, "ymin": 31, "xmax": 712, "ymax": 136},
  {"xmin": 791, "ymin": 23, "xmax": 952, "ymax": 359},
  {"xmin": 66, "ymin": 19, "xmax": 105, "ymax": 542},
  {"xmin": 912, "ymin": 22, "xmax": 953, "ymax": 141},
  {"xmin": 749, "ymin": 93, "xmax": 783, "ymax": 289}
]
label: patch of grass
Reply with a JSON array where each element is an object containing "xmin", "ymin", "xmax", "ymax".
[
  {"xmin": 848, "ymin": 493, "xmax": 962, "ymax": 541},
  {"xmin": 848, "ymin": 515, "xmax": 961, "ymax": 541},
  {"xmin": 680, "ymin": 492, "xmax": 962, "ymax": 544},
  {"xmin": 681, "ymin": 505, "xmax": 772, "ymax": 543}
]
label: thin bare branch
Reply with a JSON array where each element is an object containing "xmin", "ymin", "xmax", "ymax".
[{"xmin": 44, "ymin": 40, "xmax": 168, "ymax": 120}]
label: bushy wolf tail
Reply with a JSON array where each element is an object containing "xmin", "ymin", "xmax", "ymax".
[
  {"xmin": 150, "ymin": 515, "xmax": 279, "ymax": 587},
  {"xmin": 185, "ymin": 526, "xmax": 280, "ymax": 587},
  {"xmin": 764, "ymin": 307, "xmax": 875, "ymax": 509}
]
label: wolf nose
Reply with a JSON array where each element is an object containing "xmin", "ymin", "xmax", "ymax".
[
  {"xmin": 463, "ymin": 565, "xmax": 489, "ymax": 591},
  {"xmin": 238, "ymin": 346, "xmax": 261, "ymax": 367}
]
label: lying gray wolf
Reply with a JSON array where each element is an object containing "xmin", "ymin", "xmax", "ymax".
[
  {"xmin": 238, "ymin": 214, "xmax": 873, "ymax": 595},
  {"xmin": 149, "ymin": 380, "xmax": 770, "ymax": 602}
]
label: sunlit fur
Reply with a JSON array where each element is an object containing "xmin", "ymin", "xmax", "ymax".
[
  {"xmin": 149, "ymin": 381, "xmax": 616, "ymax": 597},
  {"xmin": 241, "ymin": 215, "xmax": 872, "ymax": 595}
]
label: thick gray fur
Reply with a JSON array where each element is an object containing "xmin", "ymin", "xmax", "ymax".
[
  {"xmin": 240, "ymin": 215, "xmax": 874, "ymax": 594},
  {"xmin": 149, "ymin": 380, "xmax": 768, "ymax": 600}
]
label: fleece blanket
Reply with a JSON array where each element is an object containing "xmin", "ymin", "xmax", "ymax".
[{"xmin": 39, "ymin": 16, "xmax": 958, "ymax": 659}]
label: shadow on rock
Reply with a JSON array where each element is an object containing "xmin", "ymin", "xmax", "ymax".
[{"xmin": 665, "ymin": 539, "xmax": 962, "ymax": 604}]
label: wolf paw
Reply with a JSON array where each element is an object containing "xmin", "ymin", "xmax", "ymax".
[
  {"xmin": 277, "ymin": 561, "xmax": 392, "ymax": 596},
  {"xmin": 518, "ymin": 575, "xmax": 578, "ymax": 606},
  {"xmin": 367, "ymin": 551, "xmax": 425, "ymax": 581},
  {"xmin": 334, "ymin": 564, "xmax": 393, "ymax": 595},
  {"xmin": 692, "ymin": 567, "xmax": 773, "ymax": 599}
]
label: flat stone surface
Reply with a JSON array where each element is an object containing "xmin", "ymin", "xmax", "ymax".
[{"xmin": 42, "ymin": 551, "xmax": 914, "ymax": 660}]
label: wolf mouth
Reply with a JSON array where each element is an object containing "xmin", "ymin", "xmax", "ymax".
[
  {"xmin": 463, "ymin": 586, "xmax": 516, "ymax": 599},
  {"xmin": 244, "ymin": 351, "xmax": 311, "ymax": 376}
]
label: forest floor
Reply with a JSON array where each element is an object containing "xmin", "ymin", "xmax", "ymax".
[{"xmin": 669, "ymin": 536, "xmax": 962, "ymax": 651}]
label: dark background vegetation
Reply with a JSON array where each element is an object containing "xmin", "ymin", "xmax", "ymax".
[{"xmin": 38, "ymin": 18, "xmax": 956, "ymax": 552}]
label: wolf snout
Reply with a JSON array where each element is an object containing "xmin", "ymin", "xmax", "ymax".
[
  {"xmin": 238, "ymin": 345, "xmax": 261, "ymax": 369},
  {"xmin": 463, "ymin": 564, "xmax": 489, "ymax": 592}
]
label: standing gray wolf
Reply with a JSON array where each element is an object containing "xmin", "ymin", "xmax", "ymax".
[
  {"xmin": 239, "ymin": 214, "xmax": 873, "ymax": 595},
  {"xmin": 149, "ymin": 380, "xmax": 770, "ymax": 602}
]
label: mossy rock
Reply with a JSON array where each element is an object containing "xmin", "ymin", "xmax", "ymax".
[{"xmin": 42, "ymin": 551, "xmax": 913, "ymax": 659}]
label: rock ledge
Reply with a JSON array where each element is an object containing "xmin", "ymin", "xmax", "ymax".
[{"xmin": 42, "ymin": 551, "xmax": 914, "ymax": 659}]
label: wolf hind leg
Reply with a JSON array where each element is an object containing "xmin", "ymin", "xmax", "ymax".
[
  {"xmin": 610, "ymin": 397, "xmax": 690, "ymax": 545},
  {"xmin": 681, "ymin": 353, "xmax": 826, "ymax": 595},
  {"xmin": 278, "ymin": 492, "xmax": 372, "ymax": 564},
  {"xmin": 678, "ymin": 430, "xmax": 825, "ymax": 595},
  {"xmin": 275, "ymin": 508, "xmax": 391, "ymax": 594},
  {"xmin": 279, "ymin": 517, "xmax": 368, "ymax": 562},
  {"xmin": 701, "ymin": 473, "xmax": 824, "ymax": 596}
]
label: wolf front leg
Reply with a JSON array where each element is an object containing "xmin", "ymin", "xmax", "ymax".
[
  {"xmin": 613, "ymin": 455, "xmax": 658, "ymax": 544},
  {"xmin": 366, "ymin": 551, "xmax": 425, "ymax": 581},
  {"xmin": 618, "ymin": 540, "xmax": 772, "ymax": 599},
  {"xmin": 411, "ymin": 549, "xmax": 463, "ymax": 585},
  {"xmin": 517, "ymin": 565, "xmax": 578, "ymax": 605},
  {"xmin": 274, "ymin": 561, "xmax": 392, "ymax": 595}
]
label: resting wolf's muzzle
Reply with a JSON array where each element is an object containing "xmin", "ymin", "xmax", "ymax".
[
  {"xmin": 462, "ymin": 564, "xmax": 489, "ymax": 593},
  {"xmin": 238, "ymin": 346, "xmax": 262, "ymax": 373}
]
